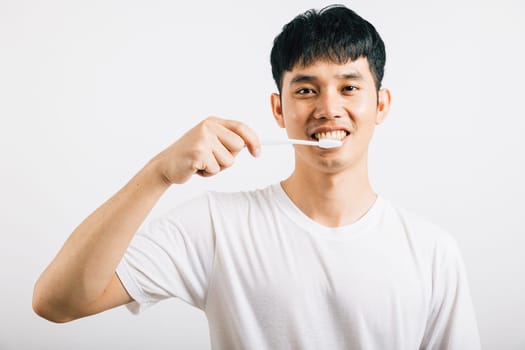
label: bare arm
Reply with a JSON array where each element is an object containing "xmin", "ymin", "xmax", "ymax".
[{"xmin": 32, "ymin": 117, "xmax": 260, "ymax": 323}]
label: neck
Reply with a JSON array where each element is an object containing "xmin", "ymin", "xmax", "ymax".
[{"xmin": 281, "ymin": 156, "xmax": 377, "ymax": 228}]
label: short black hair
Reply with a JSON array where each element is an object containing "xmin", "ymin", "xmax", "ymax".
[{"xmin": 270, "ymin": 4, "xmax": 386, "ymax": 92}]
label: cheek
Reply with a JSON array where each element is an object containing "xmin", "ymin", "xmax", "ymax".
[
  {"xmin": 281, "ymin": 115, "xmax": 308, "ymax": 138},
  {"xmin": 283, "ymin": 101, "xmax": 307, "ymax": 119},
  {"xmin": 282, "ymin": 104, "xmax": 309, "ymax": 128},
  {"xmin": 351, "ymin": 119, "xmax": 377, "ymax": 151},
  {"xmin": 353, "ymin": 94, "xmax": 377, "ymax": 115},
  {"xmin": 352, "ymin": 98, "xmax": 378, "ymax": 127}
]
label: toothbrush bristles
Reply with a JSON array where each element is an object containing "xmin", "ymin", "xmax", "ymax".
[{"xmin": 318, "ymin": 138, "xmax": 343, "ymax": 149}]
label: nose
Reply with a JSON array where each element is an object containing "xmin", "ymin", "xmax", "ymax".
[{"xmin": 313, "ymin": 89, "xmax": 345, "ymax": 120}]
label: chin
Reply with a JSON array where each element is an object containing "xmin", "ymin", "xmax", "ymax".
[
  {"xmin": 305, "ymin": 157, "xmax": 348, "ymax": 173},
  {"xmin": 296, "ymin": 147, "xmax": 366, "ymax": 173}
]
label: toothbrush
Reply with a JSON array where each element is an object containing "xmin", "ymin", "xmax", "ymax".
[{"xmin": 263, "ymin": 138, "xmax": 343, "ymax": 149}]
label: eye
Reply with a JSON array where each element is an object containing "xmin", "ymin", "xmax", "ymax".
[
  {"xmin": 296, "ymin": 87, "xmax": 316, "ymax": 95},
  {"xmin": 342, "ymin": 85, "xmax": 358, "ymax": 93}
]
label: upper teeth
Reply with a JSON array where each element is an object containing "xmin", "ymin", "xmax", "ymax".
[{"xmin": 314, "ymin": 130, "xmax": 347, "ymax": 141}]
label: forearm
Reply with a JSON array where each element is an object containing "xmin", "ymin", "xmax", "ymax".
[
  {"xmin": 33, "ymin": 157, "xmax": 169, "ymax": 319},
  {"xmin": 33, "ymin": 117, "xmax": 260, "ymax": 322}
]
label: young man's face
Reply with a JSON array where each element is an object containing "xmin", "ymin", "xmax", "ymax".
[{"xmin": 271, "ymin": 57, "xmax": 391, "ymax": 174}]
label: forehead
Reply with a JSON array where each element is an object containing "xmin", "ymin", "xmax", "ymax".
[{"xmin": 282, "ymin": 57, "xmax": 373, "ymax": 86}]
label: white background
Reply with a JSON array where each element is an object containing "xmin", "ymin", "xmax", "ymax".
[{"xmin": 1, "ymin": 0, "xmax": 524, "ymax": 349}]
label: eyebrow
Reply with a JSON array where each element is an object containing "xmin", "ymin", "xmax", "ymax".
[{"xmin": 289, "ymin": 71, "xmax": 365, "ymax": 85}]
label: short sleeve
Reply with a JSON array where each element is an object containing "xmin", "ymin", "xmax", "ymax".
[
  {"xmin": 116, "ymin": 193, "xmax": 216, "ymax": 313},
  {"xmin": 420, "ymin": 237, "xmax": 481, "ymax": 349}
]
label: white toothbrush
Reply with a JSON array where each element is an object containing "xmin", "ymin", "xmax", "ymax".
[{"xmin": 263, "ymin": 138, "xmax": 343, "ymax": 149}]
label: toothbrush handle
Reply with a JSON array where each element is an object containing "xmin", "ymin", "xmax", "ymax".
[
  {"xmin": 262, "ymin": 139, "xmax": 318, "ymax": 146},
  {"xmin": 288, "ymin": 139, "xmax": 318, "ymax": 146}
]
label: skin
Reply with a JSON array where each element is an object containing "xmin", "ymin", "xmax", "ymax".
[
  {"xmin": 32, "ymin": 57, "xmax": 390, "ymax": 323},
  {"xmin": 272, "ymin": 57, "xmax": 391, "ymax": 227},
  {"xmin": 32, "ymin": 119, "xmax": 261, "ymax": 322}
]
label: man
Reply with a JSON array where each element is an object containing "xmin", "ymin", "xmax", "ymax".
[{"xmin": 33, "ymin": 5, "xmax": 481, "ymax": 349}]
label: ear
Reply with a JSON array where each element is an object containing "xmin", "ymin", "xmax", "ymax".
[
  {"xmin": 375, "ymin": 88, "xmax": 392, "ymax": 125},
  {"xmin": 271, "ymin": 93, "xmax": 285, "ymax": 128}
]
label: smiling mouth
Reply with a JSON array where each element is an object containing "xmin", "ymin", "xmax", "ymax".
[{"xmin": 311, "ymin": 130, "xmax": 349, "ymax": 141}]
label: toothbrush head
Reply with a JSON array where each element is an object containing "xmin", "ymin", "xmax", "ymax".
[{"xmin": 317, "ymin": 138, "xmax": 343, "ymax": 149}]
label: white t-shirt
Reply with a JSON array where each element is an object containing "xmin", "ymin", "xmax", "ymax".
[{"xmin": 116, "ymin": 184, "xmax": 481, "ymax": 350}]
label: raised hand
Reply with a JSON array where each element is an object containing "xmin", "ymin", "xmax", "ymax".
[{"xmin": 152, "ymin": 117, "xmax": 261, "ymax": 185}]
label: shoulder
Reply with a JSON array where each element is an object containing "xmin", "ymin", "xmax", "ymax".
[
  {"xmin": 382, "ymin": 198, "xmax": 460, "ymax": 257},
  {"xmin": 205, "ymin": 183, "xmax": 278, "ymax": 211},
  {"xmin": 159, "ymin": 184, "xmax": 278, "ymax": 224},
  {"xmin": 380, "ymin": 199, "xmax": 469, "ymax": 288}
]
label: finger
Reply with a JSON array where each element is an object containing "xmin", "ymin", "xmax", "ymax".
[
  {"xmin": 220, "ymin": 119, "xmax": 261, "ymax": 157},
  {"xmin": 192, "ymin": 152, "xmax": 221, "ymax": 177},
  {"xmin": 198, "ymin": 137, "xmax": 238, "ymax": 176},
  {"xmin": 214, "ymin": 125, "xmax": 246, "ymax": 156},
  {"xmin": 211, "ymin": 140, "xmax": 236, "ymax": 169}
]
